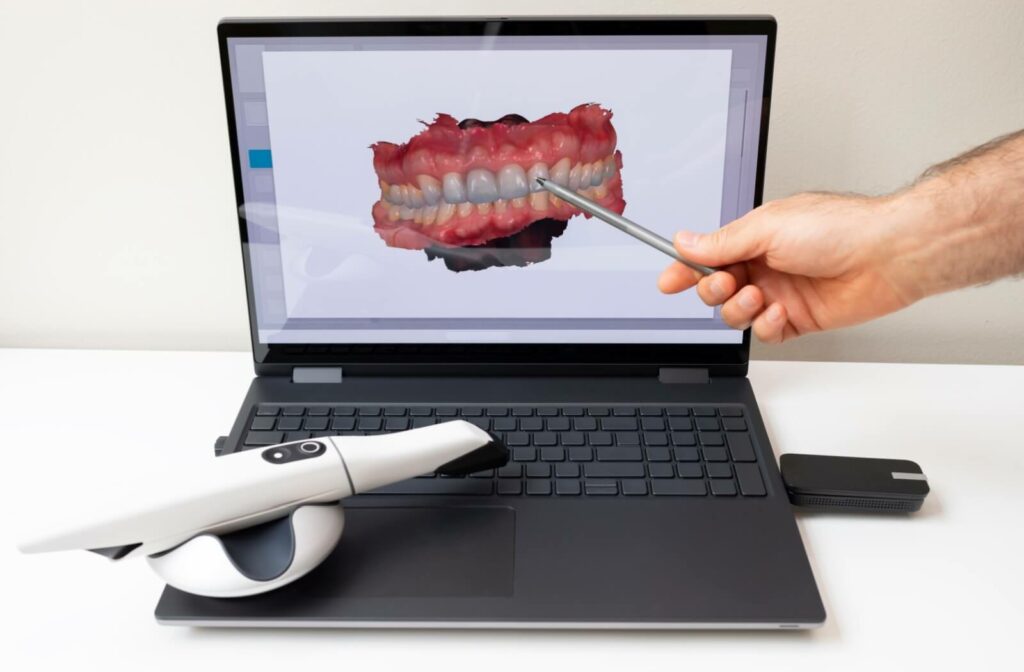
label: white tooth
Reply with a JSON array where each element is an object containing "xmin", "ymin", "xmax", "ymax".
[
  {"xmin": 457, "ymin": 202, "xmax": 474, "ymax": 218},
  {"xmin": 388, "ymin": 205, "xmax": 401, "ymax": 221},
  {"xmin": 413, "ymin": 208, "xmax": 423, "ymax": 224},
  {"xmin": 399, "ymin": 185, "xmax": 410, "ymax": 206},
  {"xmin": 550, "ymin": 157, "xmax": 570, "ymax": 186},
  {"xmin": 579, "ymin": 163, "xmax": 592, "ymax": 189},
  {"xmin": 407, "ymin": 186, "xmax": 425, "ymax": 208},
  {"xmin": 399, "ymin": 205, "xmax": 415, "ymax": 220},
  {"xmin": 590, "ymin": 162, "xmax": 603, "ymax": 186},
  {"xmin": 604, "ymin": 155, "xmax": 616, "ymax": 179},
  {"xmin": 527, "ymin": 163, "xmax": 549, "ymax": 193},
  {"xmin": 442, "ymin": 172, "xmax": 467, "ymax": 203},
  {"xmin": 388, "ymin": 184, "xmax": 403, "ymax": 205},
  {"xmin": 568, "ymin": 163, "xmax": 581, "ymax": 190},
  {"xmin": 466, "ymin": 169, "xmax": 499, "ymax": 204},
  {"xmin": 477, "ymin": 202, "xmax": 491, "ymax": 215},
  {"xmin": 593, "ymin": 183, "xmax": 608, "ymax": 198},
  {"xmin": 497, "ymin": 164, "xmax": 529, "ymax": 199},
  {"xmin": 494, "ymin": 199, "xmax": 507, "ymax": 214},
  {"xmin": 437, "ymin": 201, "xmax": 456, "ymax": 225},
  {"xmin": 511, "ymin": 196, "xmax": 526, "ymax": 208},
  {"xmin": 422, "ymin": 205, "xmax": 438, "ymax": 226},
  {"xmin": 416, "ymin": 175, "xmax": 442, "ymax": 205},
  {"xmin": 529, "ymin": 191, "xmax": 548, "ymax": 211}
]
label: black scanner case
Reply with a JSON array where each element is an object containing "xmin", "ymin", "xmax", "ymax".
[{"xmin": 781, "ymin": 454, "xmax": 930, "ymax": 513}]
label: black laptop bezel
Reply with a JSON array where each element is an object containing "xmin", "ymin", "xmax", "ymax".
[{"xmin": 217, "ymin": 17, "xmax": 775, "ymax": 376}]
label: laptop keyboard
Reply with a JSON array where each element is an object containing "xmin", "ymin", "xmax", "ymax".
[{"xmin": 242, "ymin": 404, "xmax": 765, "ymax": 498}]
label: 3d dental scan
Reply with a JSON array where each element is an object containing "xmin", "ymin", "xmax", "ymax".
[{"xmin": 369, "ymin": 103, "xmax": 626, "ymax": 271}]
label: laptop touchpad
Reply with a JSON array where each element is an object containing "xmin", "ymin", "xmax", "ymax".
[{"xmin": 305, "ymin": 506, "xmax": 515, "ymax": 598}]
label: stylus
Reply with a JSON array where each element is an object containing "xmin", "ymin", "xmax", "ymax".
[{"xmin": 535, "ymin": 177, "xmax": 717, "ymax": 276}]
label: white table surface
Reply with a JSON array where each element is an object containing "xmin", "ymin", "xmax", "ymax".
[{"xmin": 2, "ymin": 349, "xmax": 1022, "ymax": 671}]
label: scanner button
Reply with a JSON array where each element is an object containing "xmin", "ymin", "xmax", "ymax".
[{"xmin": 298, "ymin": 441, "xmax": 323, "ymax": 455}]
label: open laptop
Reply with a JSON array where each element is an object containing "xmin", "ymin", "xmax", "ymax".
[{"xmin": 155, "ymin": 16, "xmax": 826, "ymax": 628}]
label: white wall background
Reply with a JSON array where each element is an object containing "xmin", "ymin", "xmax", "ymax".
[{"xmin": 1, "ymin": 0, "xmax": 1021, "ymax": 363}]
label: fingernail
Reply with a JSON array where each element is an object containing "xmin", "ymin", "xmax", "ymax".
[
  {"xmin": 738, "ymin": 291, "xmax": 758, "ymax": 310},
  {"xmin": 709, "ymin": 277, "xmax": 726, "ymax": 299},
  {"xmin": 767, "ymin": 304, "xmax": 783, "ymax": 322},
  {"xmin": 675, "ymin": 231, "xmax": 699, "ymax": 248}
]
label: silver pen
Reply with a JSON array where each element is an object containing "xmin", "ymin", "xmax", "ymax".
[{"xmin": 535, "ymin": 177, "xmax": 717, "ymax": 276}]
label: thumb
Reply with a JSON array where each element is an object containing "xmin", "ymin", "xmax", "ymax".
[{"xmin": 674, "ymin": 217, "xmax": 771, "ymax": 267}]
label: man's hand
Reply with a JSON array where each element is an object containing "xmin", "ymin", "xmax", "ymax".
[{"xmin": 659, "ymin": 130, "xmax": 1024, "ymax": 343}]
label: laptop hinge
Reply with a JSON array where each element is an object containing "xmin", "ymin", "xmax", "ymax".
[
  {"xmin": 292, "ymin": 367, "xmax": 343, "ymax": 384},
  {"xmin": 658, "ymin": 367, "xmax": 710, "ymax": 384}
]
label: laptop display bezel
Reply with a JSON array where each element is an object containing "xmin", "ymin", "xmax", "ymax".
[{"xmin": 217, "ymin": 17, "xmax": 775, "ymax": 374}]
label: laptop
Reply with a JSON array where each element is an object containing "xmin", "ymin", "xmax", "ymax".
[{"xmin": 155, "ymin": 16, "xmax": 826, "ymax": 629}]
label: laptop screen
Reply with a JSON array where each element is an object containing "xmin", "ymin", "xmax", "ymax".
[{"xmin": 225, "ymin": 28, "xmax": 769, "ymax": 346}]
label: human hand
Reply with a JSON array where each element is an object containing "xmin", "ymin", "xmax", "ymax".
[{"xmin": 658, "ymin": 192, "xmax": 921, "ymax": 343}]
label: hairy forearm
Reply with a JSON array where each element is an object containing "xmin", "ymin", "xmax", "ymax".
[{"xmin": 882, "ymin": 130, "xmax": 1024, "ymax": 302}]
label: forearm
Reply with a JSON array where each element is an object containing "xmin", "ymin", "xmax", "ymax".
[{"xmin": 882, "ymin": 130, "xmax": 1024, "ymax": 302}]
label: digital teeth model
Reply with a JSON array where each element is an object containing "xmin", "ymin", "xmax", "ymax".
[
  {"xmin": 370, "ymin": 103, "xmax": 626, "ymax": 271},
  {"xmin": 18, "ymin": 421, "xmax": 508, "ymax": 598}
]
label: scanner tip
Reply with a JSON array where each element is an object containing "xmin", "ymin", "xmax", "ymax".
[{"xmin": 535, "ymin": 176, "xmax": 547, "ymax": 185}]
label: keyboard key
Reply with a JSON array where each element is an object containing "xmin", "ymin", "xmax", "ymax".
[
  {"xmin": 512, "ymin": 447, "xmax": 537, "ymax": 462},
  {"xmin": 281, "ymin": 407, "xmax": 305, "ymax": 416},
  {"xmin": 506, "ymin": 432, "xmax": 530, "ymax": 446},
  {"xmin": 711, "ymin": 480, "xmax": 738, "ymax": 496},
  {"xmin": 250, "ymin": 416, "xmax": 276, "ymax": 431},
  {"xmin": 700, "ymin": 432, "xmax": 725, "ymax": 446},
  {"xmin": 537, "ymin": 407, "xmax": 558, "ymax": 417},
  {"xmin": 497, "ymin": 464, "xmax": 523, "ymax": 478},
  {"xmin": 678, "ymin": 463, "xmax": 703, "ymax": 478},
  {"xmin": 520, "ymin": 417, "xmax": 543, "ymax": 432},
  {"xmin": 497, "ymin": 480, "xmax": 523, "ymax": 495},
  {"xmin": 674, "ymin": 447, "xmax": 701, "ymax": 462},
  {"xmin": 492, "ymin": 418, "xmax": 516, "ymax": 432},
  {"xmin": 584, "ymin": 480, "xmax": 618, "ymax": 495},
  {"xmin": 723, "ymin": 418, "xmax": 748, "ymax": 432},
  {"xmin": 670, "ymin": 431, "xmax": 697, "ymax": 446},
  {"xmin": 718, "ymin": 406, "xmax": 744, "ymax": 417},
  {"xmin": 573, "ymin": 417, "xmax": 598, "ymax": 431},
  {"xmin": 383, "ymin": 407, "xmax": 406, "ymax": 417},
  {"xmin": 643, "ymin": 432, "xmax": 669, "ymax": 447},
  {"xmin": 409, "ymin": 407, "xmax": 432, "ymax": 417},
  {"xmin": 588, "ymin": 432, "xmax": 613, "ymax": 446},
  {"xmin": 587, "ymin": 407, "xmax": 610, "ymax": 416},
  {"xmin": 307, "ymin": 406, "xmax": 330, "ymax": 416},
  {"xmin": 648, "ymin": 463, "xmax": 675, "ymax": 479},
  {"xmin": 411, "ymin": 417, "xmax": 434, "ymax": 429},
  {"xmin": 512, "ymin": 407, "xmax": 533, "ymax": 417},
  {"xmin": 555, "ymin": 480, "xmax": 582, "ymax": 496},
  {"xmin": 526, "ymin": 480, "xmax": 552, "ymax": 496},
  {"xmin": 706, "ymin": 463, "xmax": 733, "ymax": 479},
  {"xmin": 526, "ymin": 463, "xmax": 551, "ymax": 479},
  {"xmin": 366, "ymin": 479, "xmax": 493, "ymax": 496},
  {"xmin": 534, "ymin": 432, "xmax": 558, "ymax": 447},
  {"xmin": 461, "ymin": 406, "xmax": 483, "ymax": 417},
  {"xmin": 468, "ymin": 418, "xmax": 489, "ymax": 431},
  {"xmin": 563, "ymin": 407, "xmax": 584, "ymax": 417},
  {"xmin": 652, "ymin": 480, "xmax": 706, "ymax": 496},
  {"xmin": 561, "ymin": 432, "xmax": 585, "ymax": 446},
  {"xmin": 486, "ymin": 407, "xmax": 508, "ymax": 417},
  {"xmin": 621, "ymin": 479, "xmax": 648, "ymax": 496},
  {"xmin": 284, "ymin": 431, "xmax": 311, "ymax": 442},
  {"xmin": 639, "ymin": 406, "xmax": 663, "ymax": 416},
  {"xmin": 668, "ymin": 417, "xmax": 694, "ymax": 431},
  {"xmin": 568, "ymin": 447, "xmax": 593, "ymax": 462},
  {"xmin": 555, "ymin": 463, "xmax": 581, "ymax": 478},
  {"xmin": 646, "ymin": 446, "xmax": 672, "ymax": 462},
  {"xmin": 331, "ymin": 417, "xmax": 356, "ymax": 431},
  {"xmin": 358, "ymin": 407, "xmax": 382, "ymax": 416},
  {"xmin": 735, "ymin": 464, "xmax": 767, "ymax": 496},
  {"xmin": 596, "ymin": 446, "xmax": 642, "ymax": 462},
  {"xmin": 640, "ymin": 418, "xmax": 666, "ymax": 431},
  {"xmin": 276, "ymin": 417, "xmax": 302, "ymax": 431},
  {"xmin": 727, "ymin": 434, "xmax": 756, "ymax": 462},
  {"xmin": 601, "ymin": 417, "xmax": 638, "ymax": 431},
  {"xmin": 546, "ymin": 417, "xmax": 570, "ymax": 432},
  {"xmin": 585, "ymin": 463, "xmax": 645, "ymax": 478},
  {"xmin": 255, "ymin": 405, "xmax": 280, "ymax": 416},
  {"xmin": 243, "ymin": 431, "xmax": 283, "ymax": 446},
  {"xmin": 384, "ymin": 418, "xmax": 409, "ymax": 431},
  {"xmin": 541, "ymin": 447, "xmax": 565, "ymax": 462},
  {"xmin": 303, "ymin": 417, "xmax": 329, "ymax": 431},
  {"xmin": 331, "ymin": 406, "xmax": 356, "ymax": 416},
  {"xmin": 613, "ymin": 406, "xmax": 637, "ymax": 416},
  {"xmin": 614, "ymin": 432, "xmax": 641, "ymax": 446},
  {"xmin": 469, "ymin": 469, "xmax": 494, "ymax": 479},
  {"xmin": 693, "ymin": 407, "xmax": 716, "ymax": 417},
  {"xmin": 437, "ymin": 407, "xmax": 458, "ymax": 417},
  {"xmin": 696, "ymin": 417, "xmax": 720, "ymax": 431},
  {"xmin": 703, "ymin": 446, "xmax": 729, "ymax": 462},
  {"xmin": 666, "ymin": 406, "xmax": 691, "ymax": 416},
  {"xmin": 357, "ymin": 418, "xmax": 383, "ymax": 432}
]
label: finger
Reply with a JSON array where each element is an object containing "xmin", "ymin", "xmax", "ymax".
[
  {"xmin": 752, "ymin": 302, "xmax": 788, "ymax": 344},
  {"xmin": 720, "ymin": 285, "xmax": 765, "ymax": 329},
  {"xmin": 657, "ymin": 261, "xmax": 703, "ymax": 294},
  {"xmin": 673, "ymin": 212, "xmax": 774, "ymax": 268},
  {"xmin": 696, "ymin": 271, "xmax": 738, "ymax": 307}
]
